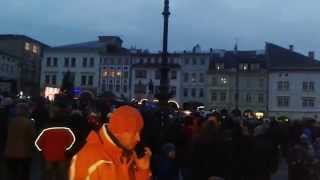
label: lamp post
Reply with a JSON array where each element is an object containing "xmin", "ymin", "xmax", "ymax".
[{"xmin": 158, "ymin": 0, "xmax": 171, "ymax": 108}]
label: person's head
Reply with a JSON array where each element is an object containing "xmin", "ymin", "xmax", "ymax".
[
  {"xmin": 15, "ymin": 103, "xmax": 29, "ymax": 117},
  {"xmin": 108, "ymin": 105, "xmax": 144, "ymax": 150},
  {"xmin": 162, "ymin": 143, "xmax": 176, "ymax": 159},
  {"xmin": 206, "ymin": 112, "xmax": 221, "ymax": 127}
]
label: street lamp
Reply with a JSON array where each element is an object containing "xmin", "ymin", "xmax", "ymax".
[{"xmin": 157, "ymin": 0, "xmax": 171, "ymax": 108}]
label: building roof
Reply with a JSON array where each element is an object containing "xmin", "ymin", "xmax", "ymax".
[
  {"xmin": 132, "ymin": 52, "xmax": 181, "ymax": 58},
  {"xmin": 54, "ymin": 41, "xmax": 104, "ymax": 49},
  {"xmin": 208, "ymin": 50, "xmax": 266, "ymax": 72},
  {"xmin": 50, "ymin": 40, "xmax": 129, "ymax": 54},
  {"xmin": 0, "ymin": 34, "xmax": 49, "ymax": 47},
  {"xmin": 266, "ymin": 43, "xmax": 320, "ymax": 71}
]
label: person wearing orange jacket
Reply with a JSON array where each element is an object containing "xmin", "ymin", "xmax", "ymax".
[{"xmin": 69, "ymin": 105, "xmax": 152, "ymax": 180}]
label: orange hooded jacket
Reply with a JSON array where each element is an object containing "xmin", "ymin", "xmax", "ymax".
[{"xmin": 69, "ymin": 125, "xmax": 151, "ymax": 180}]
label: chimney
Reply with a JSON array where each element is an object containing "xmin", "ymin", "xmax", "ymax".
[
  {"xmin": 309, "ymin": 51, "xmax": 315, "ymax": 59},
  {"xmin": 289, "ymin": 45, "xmax": 294, "ymax": 51}
]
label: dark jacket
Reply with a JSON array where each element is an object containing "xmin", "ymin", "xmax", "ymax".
[{"xmin": 191, "ymin": 126, "xmax": 230, "ymax": 180}]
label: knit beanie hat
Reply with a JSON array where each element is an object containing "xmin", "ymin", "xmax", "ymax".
[{"xmin": 108, "ymin": 105, "xmax": 144, "ymax": 134}]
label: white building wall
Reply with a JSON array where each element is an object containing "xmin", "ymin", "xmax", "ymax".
[
  {"xmin": 41, "ymin": 50, "xmax": 100, "ymax": 95},
  {"xmin": 130, "ymin": 55, "xmax": 183, "ymax": 106},
  {"xmin": 179, "ymin": 54, "xmax": 211, "ymax": 107},
  {"xmin": 269, "ymin": 71, "xmax": 320, "ymax": 120}
]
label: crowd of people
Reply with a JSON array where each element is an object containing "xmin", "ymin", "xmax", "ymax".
[
  {"xmin": 288, "ymin": 119, "xmax": 320, "ymax": 180},
  {"xmin": 0, "ymin": 92, "xmax": 319, "ymax": 180}
]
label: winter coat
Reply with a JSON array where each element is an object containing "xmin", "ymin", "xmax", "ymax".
[
  {"xmin": 69, "ymin": 125, "xmax": 151, "ymax": 180},
  {"xmin": 191, "ymin": 128, "xmax": 230, "ymax": 180},
  {"xmin": 153, "ymin": 143, "xmax": 179, "ymax": 180},
  {"xmin": 5, "ymin": 116, "xmax": 35, "ymax": 159}
]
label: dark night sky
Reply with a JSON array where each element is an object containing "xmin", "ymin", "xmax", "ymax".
[{"xmin": 1, "ymin": 0, "xmax": 319, "ymax": 57}]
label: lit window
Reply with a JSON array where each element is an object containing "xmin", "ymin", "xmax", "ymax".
[
  {"xmin": 33, "ymin": 45, "xmax": 38, "ymax": 53},
  {"xmin": 25, "ymin": 42, "xmax": 30, "ymax": 51}
]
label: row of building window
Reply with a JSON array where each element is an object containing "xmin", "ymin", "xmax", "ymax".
[
  {"xmin": 45, "ymin": 74, "xmax": 95, "ymax": 86},
  {"xmin": 81, "ymin": 75, "xmax": 94, "ymax": 86},
  {"xmin": 137, "ymin": 58, "xmax": 179, "ymax": 65},
  {"xmin": 135, "ymin": 70, "xmax": 177, "ymax": 80},
  {"xmin": 134, "ymin": 57, "xmax": 206, "ymax": 65},
  {"xmin": 210, "ymin": 92, "xmax": 265, "ymax": 103},
  {"xmin": 25, "ymin": 42, "xmax": 39, "ymax": 54},
  {"xmin": 183, "ymin": 88, "xmax": 204, "ymax": 98},
  {"xmin": 277, "ymin": 81, "xmax": 315, "ymax": 91},
  {"xmin": 103, "ymin": 58, "xmax": 130, "ymax": 65},
  {"xmin": 104, "ymin": 84, "xmax": 128, "ymax": 93},
  {"xmin": 45, "ymin": 75, "xmax": 57, "ymax": 85},
  {"xmin": 134, "ymin": 84, "xmax": 177, "ymax": 96},
  {"xmin": 0, "ymin": 64, "xmax": 15, "ymax": 73},
  {"xmin": 184, "ymin": 58, "xmax": 206, "ymax": 65},
  {"xmin": 214, "ymin": 63, "xmax": 260, "ymax": 71},
  {"xmin": 46, "ymin": 57, "xmax": 95, "ymax": 68},
  {"xmin": 1, "ymin": 55, "xmax": 14, "ymax": 62},
  {"xmin": 103, "ymin": 79, "xmax": 128, "ymax": 84},
  {"xmin": 103, "ymin": 69, "xmax": 129, "ymax": 79},
  {"xmin": 277, "ymin": 96, "xmax": 316, "ymax": 108},
  {"xmin": 184, "ymin": 73, "xmax": 205, "ymax": 83}
]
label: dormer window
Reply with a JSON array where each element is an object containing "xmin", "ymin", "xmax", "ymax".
[
  {"xmin": 251, "ymin": 63, "xmax": 260, "ymax": 71},
  {"xmin": 216, "ymin": 63, "xmax": 224, "ymax": 70},
  {"xmin": 239, "ymin": 63, "xmax": 249, "ymax": 71},
  {"xmin": 25, "ymin": 42, "xmax": 31, "ymax": 51}
]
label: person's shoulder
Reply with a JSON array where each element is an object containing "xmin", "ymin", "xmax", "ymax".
[{"xmin": 76, "ymin": 142, "xmax": 113, "ymax": 163}]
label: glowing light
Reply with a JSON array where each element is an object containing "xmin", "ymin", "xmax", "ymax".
[
  {"xmin": 138, "ymin": 98, "xmax": 149, "ymax": 105},
  {"xmin": 221, "ymin": 77, "xmax": 227, "ymax": 84},
  {"xmin": 183, "ymin": 110, "xmax": 192, "ymax": 116},
  {"xmin": 44, "ymin": 87, "xmax": 60, "ymax": 101},
  {"xmin": 255, "ymin": 112, "xmax": 264, "ymax": 120},
  {"xmin": 168, "ymin": 100, "xmax": 180, "ymax": 109},
  {"xmin": 116, "ymin": 72, "xmax": 121, "ymax": 76}
]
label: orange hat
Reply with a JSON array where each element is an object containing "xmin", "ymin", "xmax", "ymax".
[{"xmin": 108, "ymin": 106, "xmax": 144, "ymax": 134}]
